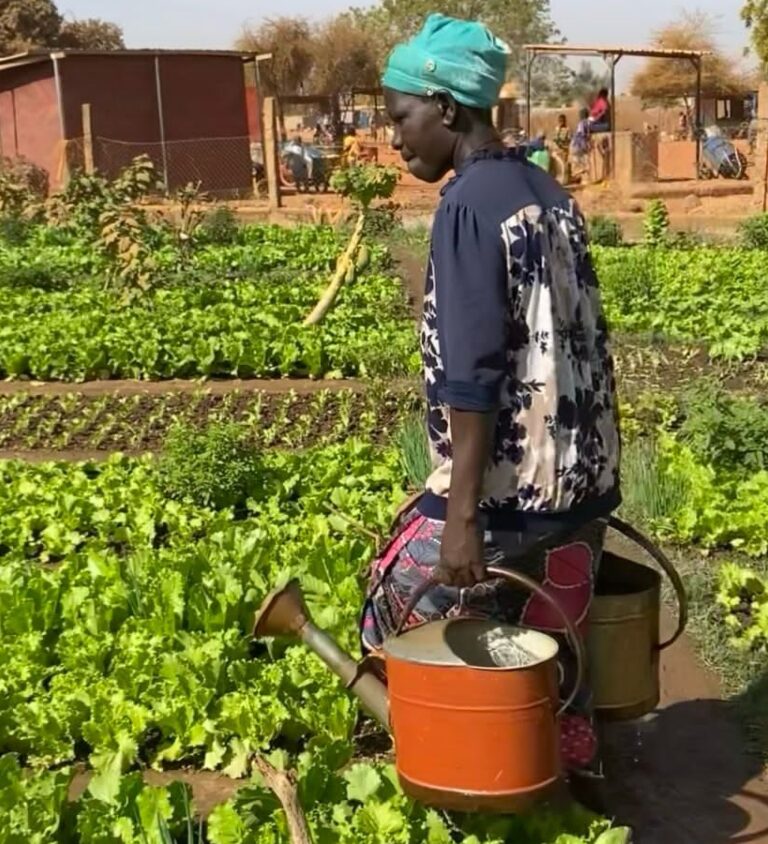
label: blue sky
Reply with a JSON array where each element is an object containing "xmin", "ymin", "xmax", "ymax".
[{"xmin": 60, "ymin": 0, "xmax": 750, "ymax": 89}]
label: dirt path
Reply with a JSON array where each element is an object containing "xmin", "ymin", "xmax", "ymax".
[
  {"xmin": 601, "ymin": 535, "xmax": 768, "ymax": 843},
  {"xmin": 0, "ymin": 377, "xmax": 416, "ymax": 398}
]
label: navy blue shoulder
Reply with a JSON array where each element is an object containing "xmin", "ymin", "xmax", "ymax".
[{"xmin": 440, "ymin": 147, "xmax": 570, "ymax": 228}]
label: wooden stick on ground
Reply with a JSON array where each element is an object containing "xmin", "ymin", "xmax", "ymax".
[{"xmin": 252, "ymin": 755, "xmax": 312, "ymax": 844}]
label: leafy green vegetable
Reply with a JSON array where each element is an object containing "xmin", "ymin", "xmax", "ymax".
[
  {"xmin": 594, "ymin": 246, "xmax": 768, "ymax": 359},
  {"xmin": 159, "ymin": 422, "xmax": 261, "ymax": 510}
]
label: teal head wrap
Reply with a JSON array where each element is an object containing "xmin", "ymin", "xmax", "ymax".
[{"xmin": 382, "ymin": 13, "xmax": 509, "ymax": 110}]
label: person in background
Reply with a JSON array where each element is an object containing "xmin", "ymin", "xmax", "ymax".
[
  {"xmin": 589, "ymin": 87, "xmax": 611, "ymax": 133},
  {"xmin": 553, "ymin": 113, "xmax": 572, "ymax": 182},
  {"xmin": 526, "ymin": 130, "xmax": 551, "ymax": 171},
  {"xmin": 554, "ymin": 113, "xmax": 572, "ymax": 155},
  {"xmin": 571, "ymin": 107, "xmax": 592, "ymax": 177},
  {"xmin": 364, "ymin": 12, "xmax": 621, "ymax": 810},
  {"xmin": 677, "ymin": 111, "xmax": 689, "ymax": 140},
  {"xmin": 342, "ymin": 125, "xmax": 362, "ymax": 165}
]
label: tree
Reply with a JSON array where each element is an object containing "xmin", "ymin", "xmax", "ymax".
[
  {"xmin": 631, "ymin": 11, "xmax": 746, "ymax": 104},
  {"xmin": 350, "ymin": 0, "xmax": 563, "ymax": 90},
  {"xmin": 742, "ymin": 1, "xmax": 768, "ymax": 70},
  {"xmin": 236, "ymin": 17, "xmax": 314, "ymax": 96},
  {"xmin": 58, "ymin": 19, "xmax": 125, "ymax": 50},
  {"xmin": 310, "ymin": 15, "xmax": 379, "ymax": 105},
  {"xmin": 562, "ymin": 61, "xmax": 610, "ymax": 107},
  {"xmin": 0, "ymin": 0, "xmax": 61, "ymax": 55},
  {"xmin": 0, "ymin": 1, "xmax": 123, "ymax": 56}
]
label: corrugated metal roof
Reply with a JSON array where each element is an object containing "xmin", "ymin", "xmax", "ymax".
[
  {"xmin": 0, "ymin": 48, "xmax": 250, "ymax": 70},
  {"xmin": 524, "ymin": 44, "xmax": 709, "ymax": 59}
]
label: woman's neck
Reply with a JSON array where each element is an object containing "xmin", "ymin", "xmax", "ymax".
[{"xmin": 452, "ymin": 125, "xmax": 503, "ymax": 172}]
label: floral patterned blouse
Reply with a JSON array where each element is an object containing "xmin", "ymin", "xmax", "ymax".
[{"xmin": 416, "ymin": 149, "xmax": 621, "ymax": 531}]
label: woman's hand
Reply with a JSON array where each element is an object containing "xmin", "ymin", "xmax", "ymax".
[{"xmin": 435, "ymin": 515, "xmax": 486, "ymax": 588}]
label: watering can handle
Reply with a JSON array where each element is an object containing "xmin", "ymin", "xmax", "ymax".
[
  {"xmin": 393, "ymin": 565, "xmax": 585, "ymax": 718},
  {"xmin": 608, "ymin": 516, "xmax": 688, "ymax": 651}
]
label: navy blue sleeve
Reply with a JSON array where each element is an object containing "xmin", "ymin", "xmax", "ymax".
[{"xmin": 432, "ymin": 201, "xmax": 508, "ymax": 412}]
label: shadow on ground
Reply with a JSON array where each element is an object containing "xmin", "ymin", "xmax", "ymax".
[{"xmin": 602, "ymin": 641, "xmax": 768, "ymax": 843}]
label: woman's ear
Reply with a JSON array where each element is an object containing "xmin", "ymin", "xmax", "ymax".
[{"xmin": 436, "ymin": 92, "xmax": 459, "ymax": 128}]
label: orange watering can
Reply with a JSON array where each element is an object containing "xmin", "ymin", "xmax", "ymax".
[{"xmin": 253, "ymin": 568, "xmax": 584, "ymax": 813}]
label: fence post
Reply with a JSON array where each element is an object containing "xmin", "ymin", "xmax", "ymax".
[
  {"xmin": 263, "ymin": 96, "xmax": 281, "ymax": 209},
  {"xmin": 81, "ymin": 103, "xmax": 94, "ymax": 175},
  {"xmin": 154, "ymin": 55, "xmax": 170, "ymax": 193}
]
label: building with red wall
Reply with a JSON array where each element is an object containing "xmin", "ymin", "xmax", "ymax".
[{"xmin": 0, "ymin": 49, "xmax": 256, "ymax": 195}]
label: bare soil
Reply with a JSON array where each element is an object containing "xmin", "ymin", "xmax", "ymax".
[
  {"xmin": 0, "ymin": 387, "xmax": 420, "ymax": 456},
  {"xmin": 600, "ymin": 534, "xmax": 768, "ymax": 843},
  {"xmin": 0, "ymin": 377, "xmax": 375, "ymax": 398},
  {"xmin": 602, "ymin": 615, "xmax": 768, "ymax": 843}
]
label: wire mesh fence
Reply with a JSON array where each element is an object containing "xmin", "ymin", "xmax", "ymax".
[{"xmin": 64, "ymin": 135, "xmax": 256, "ymax": 198}]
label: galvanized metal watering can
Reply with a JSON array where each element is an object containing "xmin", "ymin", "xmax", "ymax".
[
  {"xmin": 588, "ymin": 517, "xmax": 688, "ymax": 721},
  {"xmin": 253, "ymin": 568, "xmax": 584, "ymax": 813}
]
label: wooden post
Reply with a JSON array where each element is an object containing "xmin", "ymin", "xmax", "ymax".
[
  {"xmin": 754, "ymin": 82, "xmax": 768, "ymax": 210},
  {"xmin": 263, "ymin": 96, "xmax": 282, "ymax": 209},
  {"xmin": 81, "ymin": 103, "xmax": 94, "ymax": 175}
]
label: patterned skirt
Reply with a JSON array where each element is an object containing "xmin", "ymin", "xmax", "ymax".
[{"xmin": 360, "ymin": 503, "xmax": 607, "ymax": 772}]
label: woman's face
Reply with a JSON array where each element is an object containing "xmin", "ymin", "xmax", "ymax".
[{"xmin": 384, "ymin": 88, "xmax": 455, "ymax": 184}]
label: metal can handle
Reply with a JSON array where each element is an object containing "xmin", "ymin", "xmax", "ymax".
[
  {"xmin": 393, "ymin": 564, "xmax": 585, "ymax": 718},
  {"xmin": 608, "ymin": 516, "xmax": 688, "ymax": 651}
]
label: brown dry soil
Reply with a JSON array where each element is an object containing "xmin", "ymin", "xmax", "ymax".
[
  {"xmin": 0, "ymin": 387, "xmax": 419, "ymax": 456},
  {"xmin": 599, "ymin": 534, "xmax": 768, "ymax": 843},
  {"xmin": 602, "ymin": 615, "xmax": 768, "ymax": 843},
  {"xmin": 0, "ymin": 377, "xmax": 373, "ymax": 398}
]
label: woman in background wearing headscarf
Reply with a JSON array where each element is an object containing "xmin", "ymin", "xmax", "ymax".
[{"xmin": 360, "ymin": 14, "xmax": 621, "ymax": 811}]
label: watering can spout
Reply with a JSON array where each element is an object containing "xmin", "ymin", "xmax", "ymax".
[{"xmin": 253, "ymin": 579, "xmax": 390, "ymax": 730}]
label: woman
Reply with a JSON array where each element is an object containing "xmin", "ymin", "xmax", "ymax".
[
  {"xmin": 589, "ymin": 87, "xmax": 611, "ymax": 133},
  {"xmin": 572, "ymin": 107, "xmax": 592, "ymax": 178},
  {"xmin": 362, "ymin": 13, "xmax": 621, "ymax": 806}
]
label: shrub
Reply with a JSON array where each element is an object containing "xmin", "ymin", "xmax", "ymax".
[
  {"xmin": 666, "ymin": 230, "xmax": 704, "ymax": 249},
  {"xmin": 643, "ymin": 199, "xmax": 670, "ymax": 247},
  {"xmin": 0, "ymin": 215, "xmax": 34, "ymax": 245},
  {"xmin": 363, "ymin": 201, "xmax": 402, "ymax": 239},
  {"xmin": 680, "ymin": 381, "xmax": 768, "ymax": 475},
  {"xmin": 159, "ymin": 422, "xmax": 261, "ymax": 511},
  {"xmin": 738, "ymin": 213, "xmax": 768, "ymax": 249},
  {"xmin": 588, "ymin": 215, "xmax": 623, "ymax": 247},
  {"xmin": 200, "ymin": 206, "xmax": 240, "ymax": 245}
]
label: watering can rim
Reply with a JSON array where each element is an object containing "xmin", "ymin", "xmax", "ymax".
[{"xmin": 382, "ymin": 617, "xmax": 560, "ymax": 671}]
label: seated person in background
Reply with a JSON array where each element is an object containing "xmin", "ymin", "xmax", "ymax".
[{"xmin": 589, "ymin": 88, "xmax": 611, "ymax": 133}]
